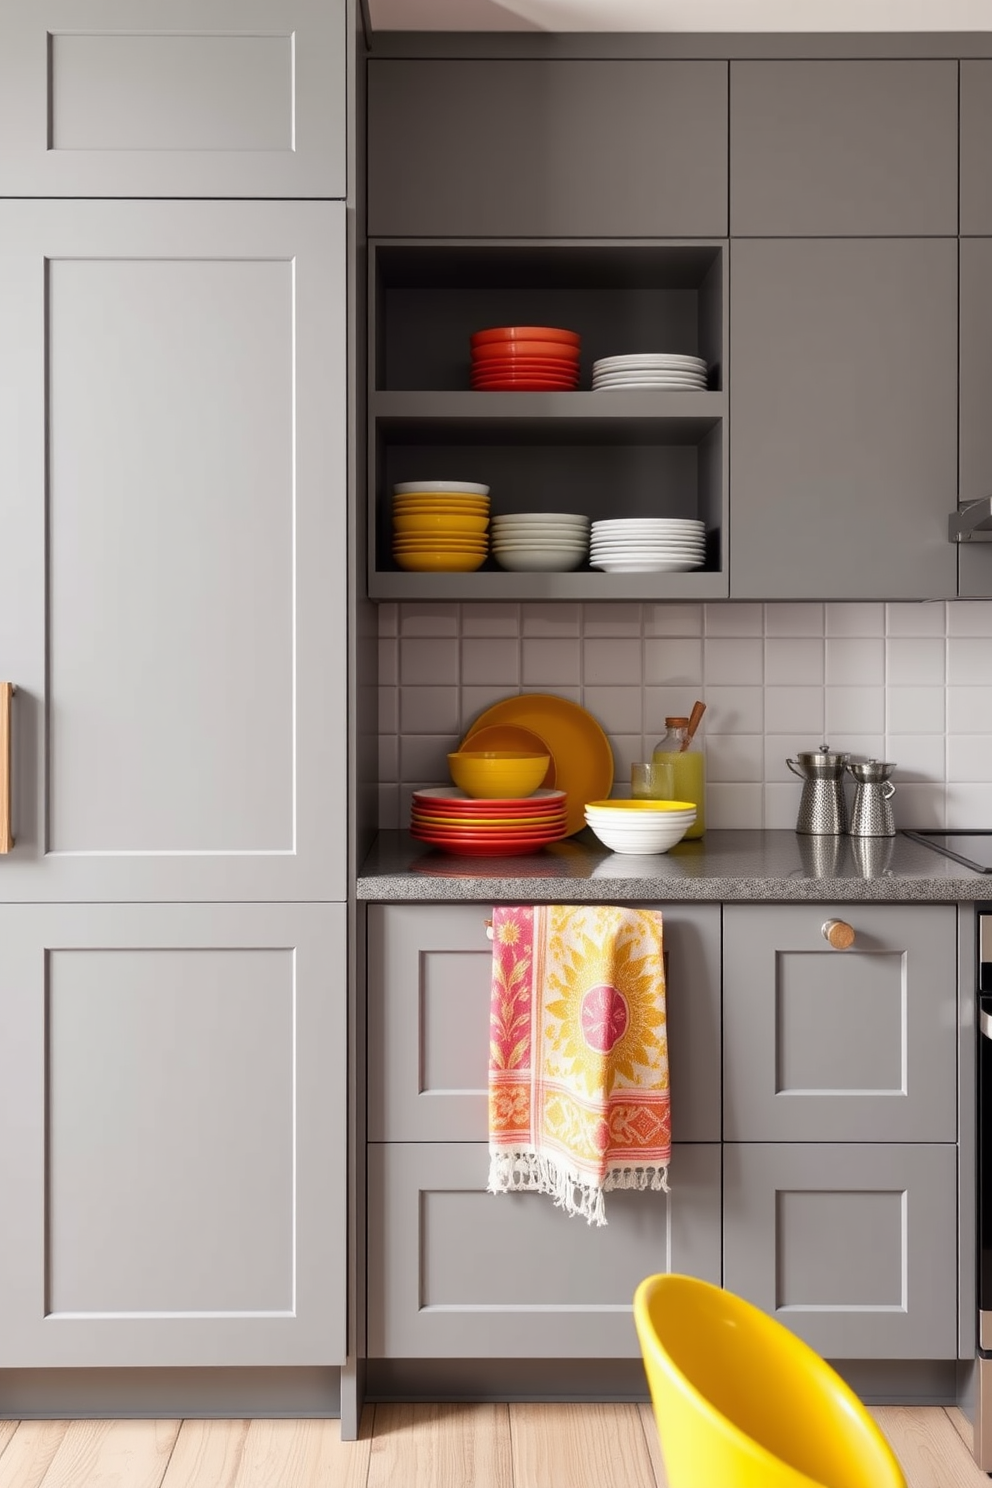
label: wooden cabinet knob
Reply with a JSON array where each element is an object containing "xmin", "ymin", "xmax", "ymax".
[{"xmin": 821, "ymin": 918, "xmax": 855, "ymax": 950}]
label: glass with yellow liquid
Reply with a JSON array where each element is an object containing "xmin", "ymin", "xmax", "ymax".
[{"xmin": 652, "ymin": 715, "xmax": 705, "ymax": 838}]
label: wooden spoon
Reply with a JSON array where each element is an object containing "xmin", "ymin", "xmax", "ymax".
[{"xmin": 681, "ymin": 700, "xmax": 707, "ymax": 752}]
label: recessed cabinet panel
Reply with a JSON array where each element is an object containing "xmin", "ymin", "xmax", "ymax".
[
  {"xmin": 961, "ymin": 63, "xmax": 992, "ymax": 235},
  {"xmin": 724, "ymin": 1143, "xmax": 957, "ymax": 1360},
  {"xmin": 368, "ymin": 61, "xmax": 727, "ymax": 238},
  {"xmin": 722, "ymin": 905, "xmax": 956, "ymax": 1143},
  {"xmin": 958, "ymin": 238, "xmax": 992, "ymax": 598},
  {"xmin": 367, "ymin": 1141, "xmax": 722, "ymax": 1358},
  {"xmin": 368, "ymin": 903, "xmax": 722, "ymax": 1145},
  {"xmin": 0, "ymin": 201, "xmax": 347, "ymax": 900},
  {"xmin": 0, "ymin": 0, "xmax": 346, "ymax": 198},
  {"xmin": 0, "ymin": 902, "xmax": 346, "ymax": 1367},
  {"xmin": 731, "ymin": 61, "xmax": 958, "ymax": 236},
  {"xmin": 729, "ymin": 238, "xmax": 958, "ymax": 600}
]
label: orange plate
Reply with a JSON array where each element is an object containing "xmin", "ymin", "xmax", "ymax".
[
  {"xmin": 471, "ymin": 326, "xmax": 581, "ymax": 347},
  {"xmin": 473, "ymin": 340, "xmax": 580, "ymax": 362},
  {"xmin": 412, "ymin": 786, "xmax": 565, "ymax": 812}
]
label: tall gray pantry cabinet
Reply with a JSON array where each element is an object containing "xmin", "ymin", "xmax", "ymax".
[{"xmin": 0, "ymin": 0, "xmax": 350, "ymax": 1399}]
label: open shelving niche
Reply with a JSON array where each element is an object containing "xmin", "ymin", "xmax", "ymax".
[{"xmin": 367, "ymin": 240, "xmax": 728, "ymax": 601}]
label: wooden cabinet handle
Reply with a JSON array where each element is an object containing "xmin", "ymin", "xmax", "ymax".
[
  {"xmin": 821, "ymin": 918, "xmax": 855, "ymax": 950},
  {"xmin": 0, "ymin": 683, "xmax": 13, "ymax": 854}
]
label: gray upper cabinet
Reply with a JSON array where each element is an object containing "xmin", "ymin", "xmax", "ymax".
[
  {"xmin": 723, "ymin": 905, "xmax": 957, "ymax": 1143},
  {"xmin": 0, "ymin": 901, "xmax": 345, "ymax": 1367},
  {"xmin": 0, "ymin": 0, "xmax": 346, "ymax": 198},
  {"xmin": 961, "ymin": 62, "xmax": 992, "ymax": 234},
  {"xmin": 730, "ymin": 61, "xmax": 957, "ymax": 236},
  {"xmin": 367, "ymin": 60, "xmax": 728, "ymax": 239},
  {"xmin": 959, "ymin": 238, "xmax": 992, "ymax": 598},
  {"xmin": 0, "ymin": 200, "xmax": 347, "ymax": 901},
  {"xmin": 729, "ymin": 237, "xmax": 958, "ymax": 599}
]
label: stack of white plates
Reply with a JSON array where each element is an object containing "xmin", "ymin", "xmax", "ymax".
[
  {"xmin": 589, "ymin": 518, "xmax": 706, "ymax": 574},
  {"xmin": 490, "ymin": 512, "xmax": 589, "ymax": 573},
  {"xmin": 591, "ymin": 354, "xmax": 708, "ymax": 391}
]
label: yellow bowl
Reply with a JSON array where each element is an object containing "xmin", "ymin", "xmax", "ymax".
[
  {"xmin": 394, "ymin": 551, "xmax": 487, "ymax": 572},
  {"xmin": 448, "ymin": 750, "xmax": 551, "ymax": 799},
  {"xmin": 584, "ymin": 799, "xmax": 697, "ymax": 814},
  {"xmin": 394, "ymin": 512, "xmax": 490, "ymax": 535}
]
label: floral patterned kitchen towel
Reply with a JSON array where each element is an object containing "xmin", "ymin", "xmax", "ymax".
[{"xmin": 487, "ymin": 904, "xmax": 670, "ymax": 1226}]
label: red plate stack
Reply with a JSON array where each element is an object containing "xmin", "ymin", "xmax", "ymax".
[
  {"xmin": 410, "ymin": 786, "xmax": 570, "ymax": 856},
  {"xmin": 470, "ymin": 326, "xmax": 581, "ymax": 392}
]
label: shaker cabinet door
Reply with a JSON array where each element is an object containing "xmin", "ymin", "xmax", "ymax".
[
  {"xmin": 367, "ymin": 1141, "xmax": 722, "ymax": 1359},
  {"xmin": 368, "ymin": 902, "xmax": 722, "ymax": 1145},
  {"xmin": 722, "ymin": 904, "xmax": 957, "ymax": 1144},
  {"xmin": 729, "ymin": 238, "xmax": 958, "ymax": 600},
  {"xmin": 0, "ymin": 902, "xmax": 346, "ymax": 1368},
  {"xmin": 724, "ymin": 1143, "xmax": 957, "ymax": 1361},
  {"xmin": 0, "ymin": 201, "xmax": 347, "ymax": 901},
  {"xmin": 0, "ymin": 0, "xmax": 346, "ymax": 199}
]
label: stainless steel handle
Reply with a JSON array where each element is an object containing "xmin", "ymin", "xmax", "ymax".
[
  {"xmin": 981, "ymin": 1008, "xmax": 992, "ymax": 1041},
  {"xmin": 822, "ymin": 918, "xmax": 855, "ymax": 950},
  {"xmin": 0, "ymin": 683, "xmax": 13, "ymax": 853}
]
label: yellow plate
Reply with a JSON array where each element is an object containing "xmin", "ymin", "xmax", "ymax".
[
  {"xmin": 462, "ymin": 694, "xmax": 613, "ymax": 837},
  {"xmin": 394, "ymin": 551, "xmax": 487, "ymax": 572}
]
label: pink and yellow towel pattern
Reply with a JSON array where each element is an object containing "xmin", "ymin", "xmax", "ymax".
[{"xmin": 487, "ymin": 904, "xmax": 670, "ymax": 1226}]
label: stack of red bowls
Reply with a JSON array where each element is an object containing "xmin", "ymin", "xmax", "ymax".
[
  {"xmin": 409, "ymin": 787, "xmax": 569, "ymax": 856},
  {"xmin": 470, "ymin": 326, "xmax": 581, "ymax": 392}
]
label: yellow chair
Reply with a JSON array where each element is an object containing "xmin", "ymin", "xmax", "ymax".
[{"xmin": 633, "ymin": 1274, "xmax": 907, "ymax": 1488}]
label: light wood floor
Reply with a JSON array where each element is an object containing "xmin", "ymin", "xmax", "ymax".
[{"xmin": 0, "ymin": 1403, "xmax": 986, "ymax": 1488}]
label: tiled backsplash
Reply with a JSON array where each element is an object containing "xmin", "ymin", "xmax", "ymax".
[{"xmin": 378, "ymin": 599, "xmax": 992, "ymax": 831}]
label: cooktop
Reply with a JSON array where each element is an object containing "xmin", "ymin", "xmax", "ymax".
[{"xmin": 902, "ymin": 830, "xmax": 992, "ymax": 873}]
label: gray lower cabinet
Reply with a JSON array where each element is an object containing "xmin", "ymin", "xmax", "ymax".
[
  {"xmin": 730, "ymin": 60, "xmax": 958, "ymax": 236},
  {"xmin": 367, "ymin": 1141, "xmax": 722, "ymax": 1360},
  {"xmin": 724, "ymin": 1143, "xmax": 957, "ymax": 1360},
  {"xmin": 367, "ymin": 59, "xmax": 728, "ymax": 239},
  {"xmin": 0, "ymin": 902, "xmax": 345, "ymax": 1368},
  {"xmin": 729, "ymin": 237, "xmax": 958, "ymax": 600},
  {"xmin": 368, "ymin": 902, "xmax": 722, "ymax": 1143},
  {"xmin": 722, "ymin": 904, "xmax": 957, "ymax": 1143},
  {"xmin": 0, "ymin": 0, "xmax": 346, "ymax": 198},
  {"xmin": 0, "ymin": 199, "xmax": 347, "ymax": 902}
]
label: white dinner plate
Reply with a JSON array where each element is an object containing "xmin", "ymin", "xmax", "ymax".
[
  {"xmin": 592, "ymin": 376, "xmax": 708, "ymax": 388},
  {"xmin": 491, "ymin": 512, "xmax": 589, "ymax": 526},
  {"xmin": 591, "ymin": 558, "xmax": 703, "ymax": 572},
  {"xmin": 591, "ymin": 520, "xmax": 705, "ymax": 534},
  {"xmin": 593, "ymin": 353, "xmax": 707, "ymax": 368}
]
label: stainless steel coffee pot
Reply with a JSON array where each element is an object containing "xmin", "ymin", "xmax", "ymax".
[
  {"xmin": 847, "ymin": 759, "xmax": 896, "ymax": 837},
  {"xmin": 786, "ymin": 744, "xmax": 851, "ymax": 835}
]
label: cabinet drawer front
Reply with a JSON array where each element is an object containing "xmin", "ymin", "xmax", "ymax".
[
  {"xmin": 368, "ymin": 1141, "xmax": 721, "ymax": 1359},
  {"xmin": 722, "ymin": 905, "xmax": 957, "ymax": 1143},
  {"xmin": 731, "ymin": 60, "xmax": 957, "ymax": 236},
  {"xmin": 368, "ymin": 60, "xmax": 728, "ymax": 238},
  {"xmin": 368, "ymin": 903, "xmax": 721, "ymax": 1144},
  {"xmin": 724, "ymin": 1143, "xmax": 957, "ymax": 1360},
  {"xmin": 0, "ymin": 0, "xmax": 346, "ymax": 198}
]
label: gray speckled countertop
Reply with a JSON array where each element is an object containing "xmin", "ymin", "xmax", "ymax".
[{"xmin": 356, "ymin": 828, "xmax": 992, "ymax": 902}]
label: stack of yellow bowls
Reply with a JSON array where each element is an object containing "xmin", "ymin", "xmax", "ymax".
[{"xmin": 392, "ymin": 480, "xmax": 491, "ymax": 572}]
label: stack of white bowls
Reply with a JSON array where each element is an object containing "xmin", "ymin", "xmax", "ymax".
[
  {"xmin": 591, "ymin": 353, "xmax": 708, "ymax": 391},
  {"xmin": 584, "ymin": 799, "xmax": 697, "ymax": 855},
  {"xmin": 490, "ymin": 512, "xmax": 589, "ymax": 572},
  {"xmin": 590, "ymin": 518, "xmax": 706, "ymax": 574}
]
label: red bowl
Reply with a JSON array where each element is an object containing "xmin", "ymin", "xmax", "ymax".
[
  {"xmin": 473, "ymin": 339, "xmax": 580, "ymax": 363},
  {"xmin": 471, "ymin": 326, "xmax": 581, "ymax": 348}
]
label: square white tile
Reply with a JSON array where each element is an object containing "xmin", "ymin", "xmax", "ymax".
[
  {"xmin": 703, "ymin": 637, "xmax": 764, "ymax": 686},
  {"xmin": 763, "ymin": 603, "xmax": 824, "ymax": 637},
  {"xmin": 886, "ymin": 637, "xmax": 945, "ymax": 686},
  {"xmin": 763, "ymin": 686, "xmax": 824, "ymax": 734},
  {"xmin": 764, "ymin": 638, "xmax": 824, "ymax": 686}
]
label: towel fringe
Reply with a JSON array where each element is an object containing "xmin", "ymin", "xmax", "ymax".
[{"xmin": 488, "ymin": 1149, "xmax": 669, "ymax": 1227}]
